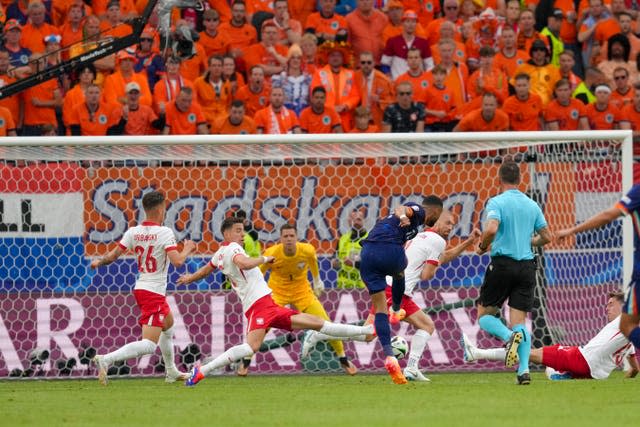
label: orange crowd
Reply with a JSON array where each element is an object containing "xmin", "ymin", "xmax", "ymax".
[{"xmin": 0, "ymin": 0, "xmax": 638, "ymax": 148}]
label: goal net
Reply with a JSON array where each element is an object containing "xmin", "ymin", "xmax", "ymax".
[{"xmin": 0, "ymin": 131, "xmax": 632, "ymax": 378}]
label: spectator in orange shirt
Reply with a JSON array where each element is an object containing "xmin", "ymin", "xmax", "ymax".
[
  {"xmin": 0, "ymin": 105, "xmax": 17, "ymax": 137},
  {"xmin": 59, "ymin": 2, "xmax": 85, "ymax": 59},
  {"xmin": 243, "ymin": 20, "xmax": 289, "ymax": 77},
  {"xmin": 62, "ymin": 64, "xmax": 96, "ymax": 131},
  {"xmin": 211, "ymin": 100, "xmax": 257, "ymax": 134},
  {"xmin": 381, "ymin": 0, "xmax": 427, "ymax": 45},
  {"xmin": 22, "ymin": 55, "xmax": 63, "ymax": 136},
  {"xmin": 162, "ymin": 87, "xmax": 209, "ymax": 135},
  {"xmin": 354, "ymin": 51, "xmax": 394, "ymax": 127},
  {"xmin": 109, "ymin": 81, "xmax": 165, "ymax": 136},
  {"xmin": 0, "ymin": 50, "xmax": 22, "ymax": 128},
  {"xmin": 544, "ymin": 78, "xmax": 590, "ymax": 130},
  {"xmin": 346, "ymin": 0, "xmax": 389, "ymax": 62},
  {"xmin": 300, "ymin": 32, "xmax": 319, "ymax": 72},
  {"xmin": 349, "ymin": 105, "xmax": 378, "ymax": 132},
  {"xmin": 235, "ymin": 65, "xmax": 271, "ymax": 117},
  {"xmin": 394, "ymin": 47, "xmax": 431, "ymax": 101},
  {"xmin": 598, "ymin": 11, "xmax": 640, "ymax": 65},
  {"xmin": 493, "ymin": 26, "xmax": 528, "ymax": 79},
  {"xmin": 173, "ymin": 20, "xmax": 208, "ymax": 82},
  {"xmin": 453, "ymin": 92, "xmax": 509, "ymax": 132},
  {"xmin": 153, "ymin": 55, "xmax": 193, "ymax": 113},
  {"xmin": 199, "ymin": 8, "xmax": 231, "ymax": 58},
  {"xmin": 193, "ymin": 55, "xmax": 233, "ymax": 128},
  {"xmin": 272, "ymin": 0, "xmax": 303, "ymax": 46},
  {"xmin": 584, "ymin": 84, "xmax": 627, "ymax": 130},
  {"xmin": 20, "ymin": 1, "xmax": 58, "ymax": 54},
  {"xmin": 425, "ymin": 0, "xmax": 463, "ymax": 47},
  {"xmin": 100, "ymin": 0, "xmax": 132, "ymax": 39},
  {"xmin": 609, "ymin": 66, "xmax": 635, "ymax": 109},
  {"xmin": 67, "ymin": 84, "xmax": 117, "ymax": 135},
  {"xmin": 299, "ymin": 86, "xmax": 343, "ymax": 133},
  {"xmin": 311, "ymin": 41, "xmax": 361, "ymax": 131},
  {"xmin": 92, "ymin": 0, "xmax": 136, "ymax": 18},
  {"xmin": 515, "ymin": 9, "xmax": 546, "ymax": 55},
  {"xmin": 254, "ymin": 86, "xmax": 301, "ymax": 134},
  {"xmin": 103, "ymin": 49, "xmax": 153, "ymax": 107},
  {"xmin": 423, "ymin": 65, "xmax": 457, "ymax": 132},
  {"xmin": 559, "ymin": 50, "xmax": 582, "ymax": 91},
  {"xmin": 466, "ymin": 46, "xmax": 509, "ymax": 105},
  {"xmin": 430, "ymin": 21, "xmax": 467, "ymax": 67},
  {"xmin": 305, "ymin": 0, "xmax": 348, "ymax": 43},
  {"xmin": 222, "ymin": 55, "xmax": 245, "ymax": 96},
  {"xmin": 502, "ymin": 73, "xmax": 544, "ymax": 131},
  {"xmin": 218, "ymin": 0, "xmax": 258, "ymax": 58},
  {"xmin": 68, "ymin": 14, "xmax": 115, "ymax": 86},
  {"xmin": 437, "ymin": 38, "xmax": 469, "ymax": 114}
]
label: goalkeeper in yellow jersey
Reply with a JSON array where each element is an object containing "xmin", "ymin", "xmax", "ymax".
[{"xmin": 236, "ymin": 223, "xmax": 357, "ymax": 376}]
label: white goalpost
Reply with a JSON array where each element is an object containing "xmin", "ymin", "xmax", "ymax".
[{"xmin": 0, "ymin": 130, "xmax": 633, "ymax": 378}]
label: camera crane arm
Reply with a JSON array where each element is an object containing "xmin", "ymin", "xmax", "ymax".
[{"xmin": 0, "ymin": 0, "xmax": 203, "ymax": 101}]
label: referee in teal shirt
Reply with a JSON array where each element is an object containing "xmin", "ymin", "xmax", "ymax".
[{"xmin": 475, "ymin": 161, "xmax": 552, "ymax": 385}]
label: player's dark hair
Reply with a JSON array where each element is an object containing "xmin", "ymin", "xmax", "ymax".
[
  {"xmin": 280, "ymin": 223, "xmax": 296, "ymax": 234},
  {"xmin": 142, "ymin": 191, "xmax": 165, "ymax": 211},
  {"xmin": 233, "ymin": 209, "xmax": 247, "ymax": 219},
  {"xmin": 422, "ymin": 195, "xmax": 443, "ymax": 208},
  {"xmin": 221, "ymin": 216, "xmax": 244, "ymax": 234},
  {"xmin": 608, "ymin": 291, "xmax": 625, "ymax": 303},
  {"xmin": 499, "ymin": 161, "xmax": 520, "ymax": 185}
]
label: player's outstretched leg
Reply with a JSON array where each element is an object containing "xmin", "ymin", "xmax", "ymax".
[
  {"xmin": 460, "ymin": 333, "xmax": 509, "ymax": 363},
  {"xmin": 185, "ymin": 343, "xmax": 255, "ymax": 387},
  {"xmin": 389, "ymin": 274, "xmax": 407, "ymax": 324},
  {"xmin": 93, "ymin": 339, "xmax": 156, "ymax": 386},
  {"xmin": 403, "ymin": 329, "xmax": 432, "ymax": 382}
]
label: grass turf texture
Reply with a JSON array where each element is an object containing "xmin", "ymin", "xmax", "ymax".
[{"xmin": 2, "ymin": 372, "xmax": 636, "ymax": 427}]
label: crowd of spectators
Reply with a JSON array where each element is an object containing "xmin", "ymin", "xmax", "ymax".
[{"xmin": 0, "ymin": 0, "xmax": 638, "ymax": 147}]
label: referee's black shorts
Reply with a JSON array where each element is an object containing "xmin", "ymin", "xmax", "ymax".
[{"xmin": 478, "ymin": 256, "xmax": 537, "ymax": 312}]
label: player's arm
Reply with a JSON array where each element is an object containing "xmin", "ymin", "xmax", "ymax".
[
  {"xmin": 177, "ymin": 263, "xmax": 215, "ymax": 285},
  {"xmin": 234, "ymin": 253, "xmax": 275, "ymax": 270},
  {"xmin": 167, "ymin": 239, "xmax": 197, "ymax": 268},
  {"xmin": 531, "ymin": 226, "xmax": 553, "ymax": 247},
  {"xmin": 393, "ymin": 205, "xmax": 413, "ymax": 226},
  {"xmin": 441, "ymin": 229, "xmax": 481, "ymax": 264},
  {"xmin": 308, "ymin": 247, "xmax": 324, "ymax": 296},
  {"xmin": 625, "ymin": 353, "xmax": 639, "ymax": 378},
  {"xmin": 90, "ymin": 246, "xmax": 125, "ymax": 269},
  {"xmin": 556, "ymin": 205, "xmax": 624, "ymax": 244},
  {"xmin": 477, "ymin": 219, "xmax": 499, "ymax": 255}
]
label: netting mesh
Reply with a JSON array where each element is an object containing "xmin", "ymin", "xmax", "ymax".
[{"xmin": 0, "ymin": 132, "xmax": 630, "ymax": 378}]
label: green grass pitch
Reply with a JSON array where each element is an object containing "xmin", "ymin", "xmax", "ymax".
[{"xmin": 2, "ymin": 372, "xmax": 637, "ymax": 427}]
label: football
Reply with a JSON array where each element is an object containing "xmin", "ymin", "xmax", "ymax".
[{"xmin": 390, "ymin": 336, "xmax": 408, "ymax": 359}]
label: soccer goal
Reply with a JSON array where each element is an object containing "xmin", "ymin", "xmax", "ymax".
[{"xmin": 0, "ymin": 130, "xmax": 632, "ymax": 378}]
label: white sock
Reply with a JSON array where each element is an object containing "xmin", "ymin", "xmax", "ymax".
[
  {"xmin": 103, "ymin": 339, "xmax": 156, "ymax": 366},
  {"xmin": 319, "ymin": 321, "xmax": 374, "ymax": 338},
  {"xmin": 473, "ymin": 347, "xmax": 506, "ymax": 361},
  {"xmin": 201, "ymin": 343, "xmax": 254, "ymax": 375},
  {"xmin": 407, "ymin": 329, "xmax": 431, "ymax": 370},
  {"xmin": 158, "ymin": 327, "xmax": 177, "ymax": 372}
]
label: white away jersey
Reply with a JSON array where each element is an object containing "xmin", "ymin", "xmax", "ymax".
[
  {"xmin": 119, "ymin": 221, "xmax": 177, "ymax": 295},
  {"xmin": 210, "ymin": 242, "xmax": 272, "ymax": 313},
  {"xmin": 386, "ymin": 229, "xmax": 447, "ymax": 295},
  {"xmin": 578, "ymin": 315, "xmax": 635, "ymax": 379}
]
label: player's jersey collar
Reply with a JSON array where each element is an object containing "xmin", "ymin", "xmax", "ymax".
[{"xmin": 141, "ymin": 221, "xmax": 161, "ymax": 226}]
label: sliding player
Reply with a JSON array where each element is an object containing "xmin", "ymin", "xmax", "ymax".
[
  {"xmin": 461, "ymin": 291, "xmax": 639, "ymax": 380},
  {"xmin": 303, "ymin": 210, "xmax": 480, "ymax": 381},
  {"xmin": 91, "ymin": 191, "xmax": 195, "ymax": 385},
  {"xmin": 178, "ymin": 217, "xmax": 374, "ymax": 386}
]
